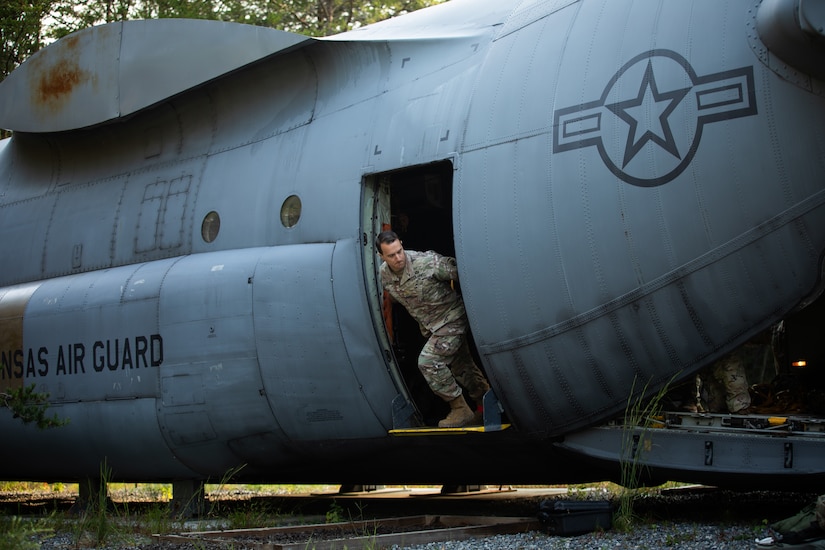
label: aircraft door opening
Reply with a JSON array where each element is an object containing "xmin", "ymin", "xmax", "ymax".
[{"xmin": 363, "ymin": 160, "xmax": 488, "ymax": 429}]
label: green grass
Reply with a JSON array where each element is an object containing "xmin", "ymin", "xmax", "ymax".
[
  {"xmin": 0, "ymin": 516, "xmax": 52, "ymax": 550},
  {"xmin": 613, "ymin": 374, "xmax": 679, "ymax": 532},
  {"xmin": 0, "ymin": 481, "xmax": 343, "ymax": 546}
]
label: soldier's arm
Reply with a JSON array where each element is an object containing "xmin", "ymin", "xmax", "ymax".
[{"xmin": 432, "ymin": 253, "xmax": 459, "ymax": 282}]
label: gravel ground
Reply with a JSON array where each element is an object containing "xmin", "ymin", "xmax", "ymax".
[
  {"xmin": 17, "ymin": 488, "xmax": 815, "ymax": 549},
  {"xmin": 390, "ymin": 524, "xmax": 764, "ymax": 550},
  {"xmin": 30, "ymin": 522, "xmax": 765, "ymax": 549}
]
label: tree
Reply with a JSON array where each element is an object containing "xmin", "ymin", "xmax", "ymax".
[
  {"xmin": 0, "ymin": 0, "xmax": 55, "ymax": 137},
  {"xmin": 2, "ymin": 0, "xmax": 447, "ymax": 79},
  {"xmin": 252, "ymin": 0, "xmax": 446, "ymax": 36},
  {"xmin": 43, "ymin": 0, "xmax": 446, "ymax": 40},
  {"xmin": 47, "ymin": 0, "xmax": 136, "ymax": 39},
  {"xmin": 0, "ymin": 0, "xmax": 53, "ymax": 78},
  {"xmin": 0, "ymin": 382, "xmax": 67, "ymax": 429},
  {"xmin": 0, "ymin": 0, "xmax": 445, "ymax": 136}
]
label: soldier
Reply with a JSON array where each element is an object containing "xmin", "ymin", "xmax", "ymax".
[
  {"xmin": 702, "ymin": 327, "xmax": 780, "ymax": 414},
  {"xmin": 376, "ymin": 230, "xmax": 490, "ymax": 428}
]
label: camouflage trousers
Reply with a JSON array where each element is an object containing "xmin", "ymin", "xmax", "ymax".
[
  {"xmin": 708, "ymin": 352, "xmax": 752, "ymax": 413},
  {"xmin": 418, "ymin": 321, "xmax": 490, "ymax": 403}
]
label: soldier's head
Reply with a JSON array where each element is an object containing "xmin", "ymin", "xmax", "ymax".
[{"xmin": 377, "ymin": 230, "xmax": 406, "ymax": 272}]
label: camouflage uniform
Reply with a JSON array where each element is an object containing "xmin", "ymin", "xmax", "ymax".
[
  {"xmin": 380, "ymin": 250, "xmax": 489, "ymax": 402},
  {"xmin": 706, "ymin": 351, "xmax": 752, "ymax": 413}
]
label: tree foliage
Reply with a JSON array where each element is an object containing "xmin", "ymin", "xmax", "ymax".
[
  {"xmin": 0, "ymin": 383, "xmax": 67, "ymax": 430},
  {"xmin": 44, "ymin": 0, "xmax": 445, "ymax": 41},
  {"xmin": 0, "ymin": 0, "xmax": 54, "ymax": 78},
  {"xmin": 0, "ymin": 0, "xmax": 443, "ymax": 139},
  {"xmin": 252, "ymin": 0, "xmax": 444, "ymax": 37},
  {"xmin": 1, "ymin": 0, "xmax": 446, "ymax": 80}
]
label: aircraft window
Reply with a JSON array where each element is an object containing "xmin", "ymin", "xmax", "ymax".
[
  {"xmin": 280, "ymin": 195, "xmax": 302, "ymax": 228},
  {"xmin": 201, "ymin": 211, "xmax": 220, "ymax": 243}
]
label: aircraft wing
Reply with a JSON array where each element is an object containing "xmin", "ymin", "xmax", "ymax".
[
  {"xmin": 0, "ymin": 0, "xmax": 515, "ymax": 134},
  {"xmin": 0, "ymin": 19, "xmax": 313, "ymax": 133},
  {"xmin": 324, "ymin": 0, "xmax": 511, "ymax": 41}
]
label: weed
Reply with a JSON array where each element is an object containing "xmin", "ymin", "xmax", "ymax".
[
  {"xmin": 358, "ymin": 522, "xmax": 380, "ymax": 550},
  {"xmin": 142, "ymin": 502, "xmax": 175, "ymax": 535},
  {"xmin": 92, "ymin": 460, "xmax": 116, "ymax": 543},
  {"xmin": 68, "ymin": 458, "xmax": 133, "ymax": 548},
  {"xmin": 614, "ymin": 374, "xmax": 677, "ymax": 532},
  {"xmin": 326, "ymin": 500, "xmax": 345, "ymax": 523},
  {"xmin": 227, "ymin": 501, "xmax": 276, "ymax": 530},
  {"xmin": 206, "ymin": 464, "xmax": 246, "ymax": 517},
  {"xmin": 565, "ymin": 485, "xmax": 589, "ymax": 500},
  {"xmin": 0, "ymin": 516, "xmax": 51, "ymax": 550},
  {"xmin": 351, "ymin": 500, "xmax": 368, "ymax": 522}
]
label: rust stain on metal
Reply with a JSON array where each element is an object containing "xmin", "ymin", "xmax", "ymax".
[
  {"xmin": 33, "ymin": 35, "xmax": 93, "ymax": 111},
  {"xmin": 0, "ymin": 283, "xmax": 40, "ymax": 391},
  {"xmin": 37, "ymin": 62, "xmax": 89, "ymax": 109}
]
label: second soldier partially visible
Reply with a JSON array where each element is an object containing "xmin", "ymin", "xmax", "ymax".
[{"xmin": 376, "ymin": 230, "xmax": 490, "ymax": 428}]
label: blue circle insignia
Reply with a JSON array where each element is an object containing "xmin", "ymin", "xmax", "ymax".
[{"xmin": 552, "ymin": 50, "xmax": 757, "ymax": 187}]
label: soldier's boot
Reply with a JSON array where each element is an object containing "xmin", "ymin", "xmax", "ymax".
[{"xmin": 438, "ymin": 396, "xmax": 475, "ymax": 428}]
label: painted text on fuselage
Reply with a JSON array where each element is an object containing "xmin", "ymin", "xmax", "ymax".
[{"xmin": 0, "ymin": 334, "xmax": 163, "ymax": 380}]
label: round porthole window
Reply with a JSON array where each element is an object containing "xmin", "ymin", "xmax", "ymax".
[
  {"xmin": 280, "ymin": 195, "xmax": 302, "ymax": 228},
  {"xmin": 201, "ymin": 211, "xmax": 220, "ymax": 243}
]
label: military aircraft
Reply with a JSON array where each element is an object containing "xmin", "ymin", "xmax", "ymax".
[{"xmin": 1, "ymin": 0, "xmax": 824, "ymax": 499}]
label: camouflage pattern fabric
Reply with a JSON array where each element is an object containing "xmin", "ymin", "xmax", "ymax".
[
  {"xmin": 419, "ymin": 319, "xmax": 490, "ymax": 401},
  {"xmin": 711, "ymin": 352, "xmax": 752, "ymax": 413},
  {"xmin": 381, "ymin": 250, "xmax": 489, "ymax": 403},
  {"xmin": 697, "ymin": 329, "xmax": 778, "ymax": 413},
  {"xmin": 380, "ymin": 250, "xmax": 465, "ymax": 333}
]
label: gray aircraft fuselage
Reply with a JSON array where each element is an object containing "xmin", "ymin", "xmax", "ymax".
[{"xmin": 1, "ymin": 0, "xmax": 824, "ymax": 488}]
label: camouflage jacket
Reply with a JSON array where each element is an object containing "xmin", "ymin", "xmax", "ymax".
[{"xmin": 380, "ymin": 249, "xmax": 467, "ymax": 334}]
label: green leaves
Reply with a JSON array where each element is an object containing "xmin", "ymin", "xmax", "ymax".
[
  {"xmin": 0, "ymin": 383, "xmax": 68, "ymax": 429},
  {"xmin": 0, "ymin": 0, "xmax": 54, "ymax": 76},
  {"xmin": 26, "ymin": 0, "xmax": 447, "ymax": 47}
]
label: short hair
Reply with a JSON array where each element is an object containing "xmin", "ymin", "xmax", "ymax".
[{"xmin": 376, "ymin": 230, "xmax": 399, "ymax": 250}]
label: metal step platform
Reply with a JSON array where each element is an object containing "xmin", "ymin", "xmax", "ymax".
[
  {"xmin": 389, "ymin": 423, "xmax": 511, "ymax": 436},
  {"xmin": 389, "ymin": 389, "xmax": 510, "ymax": 435}
]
